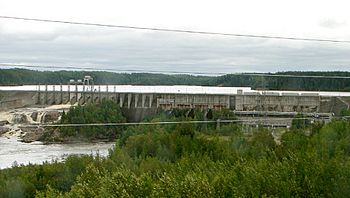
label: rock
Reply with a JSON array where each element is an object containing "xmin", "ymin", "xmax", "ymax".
[
  {"xmin": 0, "ymin": 126, "xmax": 10, "ymax": 135},
  {"xmin": 31, "ymin": 112, "xmax": 38, "ymax": 122},
  {"xmin": 43, "ymin": 128, "xmax": 63, "ymax": 143},
  {"xmin": 43, "ymin": 111, "xmax": 60, "ymax": 123},
  {"xmin": 0, "ymin": 120, "xmax": 9, "ymax": 126},
  {"xmin": 12, "ymin": 113, "xmax": 28, "ymax": 124},
  {"xmin": 20, "ymin": 127, "xmax": 45, "ymax": 143}
]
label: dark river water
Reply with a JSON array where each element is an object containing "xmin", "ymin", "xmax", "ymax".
[{"xmin": 0, "ymin": 137, "xmax": 115, "ymax": 169}]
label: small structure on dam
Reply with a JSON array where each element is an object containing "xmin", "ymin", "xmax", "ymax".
[{"xmin": 0, "ymin": 84, "xmax": 349, "ymax": 122}]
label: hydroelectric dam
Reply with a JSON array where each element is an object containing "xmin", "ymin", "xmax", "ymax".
[{"xmin": 0, "ymin": 84, "xmax": 350, "ymax": 122}]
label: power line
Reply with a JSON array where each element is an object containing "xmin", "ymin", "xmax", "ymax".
[
  {"xmin": 20, "ymin": 117, "xmax": 320, "ymax": 128},
  {"xmin": 0, "ymin": 63, "xmax": 228, "ymax": 76},
  {"xmin": 1, "ymin": 15, "xmax": 350, "ymax": 44},
  {"xmin": 1, "ymin": 63, "xmax": 350, "ymax": 79}
]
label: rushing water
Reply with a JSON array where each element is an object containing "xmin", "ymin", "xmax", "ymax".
[
  {"xmin": 0, "ymin": 137, "xmax": 115, "ymax": 169},
  {"xmin": 0, "ymin": 105, "xmax": 115, "ymax": 169}
]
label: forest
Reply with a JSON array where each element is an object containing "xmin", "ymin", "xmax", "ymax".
[
  {"xmin": 1, "ymin": 68, "xmax": 350, "ymax": 91},
  {"xmin": 0, "ymin": 100, "xmax": 350, "ymax": 197},
  {"xmin": 42, "ymin": 100, "xmax": 126, "ymax": 142}
]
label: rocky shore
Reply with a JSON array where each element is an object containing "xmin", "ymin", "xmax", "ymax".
[{"xmin": 0, "ymin": 104, "xmax": 71, "ymax": 143}]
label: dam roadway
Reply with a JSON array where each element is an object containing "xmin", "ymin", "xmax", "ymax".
[{"xmin": 1, "ymin": 85, "xmax": 350, "ymax": 121}]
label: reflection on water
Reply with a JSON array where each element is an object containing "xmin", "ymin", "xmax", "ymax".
[{"xmin": 0, "ymin": 137, "xmax": 115, "ymax": 169}]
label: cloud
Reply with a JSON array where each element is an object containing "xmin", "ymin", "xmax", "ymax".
[
  {"xmin": 319, "ymin": 19, "xmax": 347, "ymax": 29},
  {"xmin": 0, "ymin": 25, "xmax": 349, "ymax": 74}
]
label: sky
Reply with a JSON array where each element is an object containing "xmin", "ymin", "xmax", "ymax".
[{"xmin": 0, "ymin": 0, "xmax": 350, "ymax": 74}]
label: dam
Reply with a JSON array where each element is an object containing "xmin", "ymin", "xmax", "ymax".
[{"xmin": 1, "ymin": 85, "xmax": 350, "ymax": 121}]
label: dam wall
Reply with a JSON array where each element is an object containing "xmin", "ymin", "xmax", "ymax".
[
  {"xmin": 0, "ymin": 91, "xmax": 38, "ymax": 109},
  {"xmin": 1, "ymin": 85, "xmax": 349, "ymax": 120}
]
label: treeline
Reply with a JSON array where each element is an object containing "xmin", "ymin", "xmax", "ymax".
[
  {"xmin": 214, "ymin": 71, "xmax": 350, "ymax": 91},
  {"xmin": 0, "ymin": 69, "xmax": 211, "ymax": 86},
  {"xmin": 1, "ymin": 68, "xmax": 350, "ymax": 91},
  {"xmin": 1, "ymin": 113, "xmax": 350, "ymax": 197}
]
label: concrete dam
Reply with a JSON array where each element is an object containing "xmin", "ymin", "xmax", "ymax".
[{"xmin": 1, "ymin": 85, "xmax": 350, "ymax": 122}]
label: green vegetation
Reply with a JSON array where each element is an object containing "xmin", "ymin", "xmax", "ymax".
[
  {"xmin": 291, "ymin": 113, "xmax": 312, "ymax": 129},
  {"xmin": 1, "ymin": 68, "xmax": 350, "ymax": 91},
  {"xmin": 43, "ymin": 100, "xmax": 126, "ymax": 142},
  {"xmin": 0, "ymin": 155, "xmax": 96, "ymax": 197},
  {"xmin": 1, "ymin": 110, "xmax": 350, "ymax": 197},
  {"xmin": 42, "ymin": 101, "xmax": 236, "ymax": 142},
  {"xmin": 340, "ymin": 109, "xmax": 350, "ymax": 116}
]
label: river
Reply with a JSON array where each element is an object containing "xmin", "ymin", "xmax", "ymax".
[
  {"xmin": 0, "ymin": 137, "xmax": 115, "ymax": 169},
  {"xmin": 0, "ymin": 105, "xmax": 116, "ymax": 169}
]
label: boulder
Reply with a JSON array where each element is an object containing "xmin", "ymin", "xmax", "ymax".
[
  {"xmin": 42, "ymin": 128, "xmax": 63, "ymax": 143},
  {"xmin": 31, "ymin": 112, "xmax": 38, "ymax": 122},
  {"xmin": 0, "ymin": 126, "xmax": 10, "ymax": 135},
  {"xmin": 12, "ymin": 114, "xmax": 28, "ymax": 124},
  {"xmin": 43, "ymin": 111, "xmax": 60, "ymax": 123},
  {"xmin": 0, "ymin": 120, "xmax": 9, "ymax": 126},
  {"xmin": 20, "ymin": 127, "xmax": 45, "ymax": 143}
]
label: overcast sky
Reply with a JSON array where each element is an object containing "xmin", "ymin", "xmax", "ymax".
[{"xmin": 0, "ymin": 0, "xmax": 350, "ymax": 74}]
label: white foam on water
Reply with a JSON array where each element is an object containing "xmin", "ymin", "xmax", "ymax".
[{"xmin": 0, "ymin": 137, "xmax": 115, "ymax": 169}]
